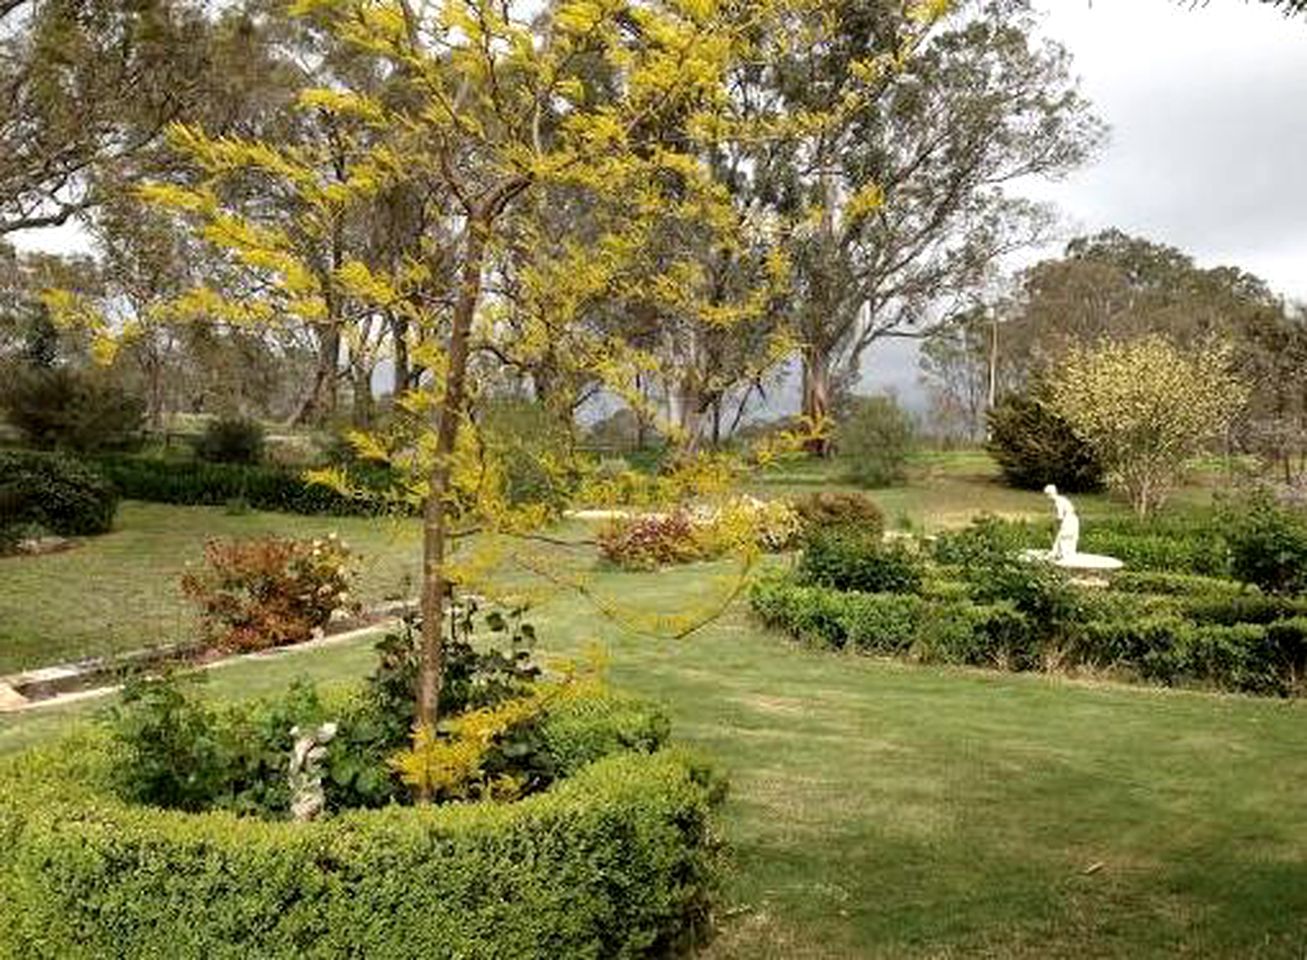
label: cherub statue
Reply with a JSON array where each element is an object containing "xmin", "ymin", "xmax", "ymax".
[
  {"xmin": 289, "ymin": 721, "xmax": 338, "ymax": 822},
  {"xmin": 1043, "ymin": 484, "xmax": 1079, "ymax": 561}
]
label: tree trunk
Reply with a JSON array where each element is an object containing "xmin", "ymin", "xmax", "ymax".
[
  {"xmin": 351, "ymin": 364, "xmax": 375, "ymax": 428},
  {"xmin": 292, "ymin": 324, "xmax": 340, "ymax": 425},
  {"xmin": 416, "ymin": 218, "xmax": 487, "ymax": 760},
  {"xmin": 390, "ymin": 310, "xmax": 410, "ymax": 397},
  {"xmin": 801, "ymin": 344, "xmax": 834, "ymax": 457}
]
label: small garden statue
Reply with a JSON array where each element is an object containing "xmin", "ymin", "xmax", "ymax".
[
  {"xmin": 289, "ymin": 721, "xmax": 338, "ymax": 822},
  {"xmin": 1043, "ymin": 484, "xmax": 1080, "ymax": 561}
]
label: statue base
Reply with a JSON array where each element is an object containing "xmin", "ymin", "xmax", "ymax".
[{"xmin": 1020, "ymin": 549, "xmax": 1124, "ymax": 572}]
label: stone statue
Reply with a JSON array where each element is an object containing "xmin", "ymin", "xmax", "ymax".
[
  {"xmin": 1043, "ymin": 484, "xmax": 1079, "ymax": 561},
  {"xmin": 289, "ymin": 721, "xmax": 338, "ymax": 822}
]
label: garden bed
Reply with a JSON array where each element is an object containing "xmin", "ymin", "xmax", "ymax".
[{"xmin": 0, "ymin": 727, "xmax": 722, "ymax": 958}]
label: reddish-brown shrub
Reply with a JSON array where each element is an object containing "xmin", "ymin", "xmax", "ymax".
[
  {"xmin": 597, "ymin": 511, "xmax": 703, "ymax": 570},
  {"xmin": 181, "ymin": 535, "xmax": 358, "ymax": 653}
]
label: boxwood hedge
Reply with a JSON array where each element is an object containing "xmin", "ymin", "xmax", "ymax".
[{"xmin": 0, "ymin": 719, "xmax": 722, "ymax": 958}]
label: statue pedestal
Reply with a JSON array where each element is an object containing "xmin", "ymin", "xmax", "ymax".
[{"xmin": 1019, "ymin": 549, "xmax": 1124, "ymax": 572}]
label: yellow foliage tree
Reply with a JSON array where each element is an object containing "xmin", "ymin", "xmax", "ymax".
[{"xmin": 1049, "ymin": 335, "xmax": 1248, "ymax": 517}]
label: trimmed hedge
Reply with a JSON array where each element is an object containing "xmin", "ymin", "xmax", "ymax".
[
  {"xmin": 0, "ymin": 725, "xmax": 721, "ymax": 958},
  {"xmin": 752, "ymin": 575, "xmax": 1307, "ymax": 696},
  {"xmin": 0, "ymin": 449, "xmax": 118, "ymax": 536},
  {"xmin": 93, "ymin": 455, "xmax": 402, "ymax": 517},
  {"xmin": 797, "ymin": 528, "xmax": 925, "ymax": 595}
]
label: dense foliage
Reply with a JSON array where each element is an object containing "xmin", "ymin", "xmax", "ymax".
[
  {"xmin": 0, "ymin": 449, "xmax": 118, "ymax": 538},
  {"xmin": 598, "ymin": 497, "xmax": 801, "ymax": 570},
  {"xmin": 180, "ymin": 535, "xmax": 358, "ymax": 653},
  {"xmin": 0, "ymin": 365, "xmax": 145, "ymax": 453},
  {"xmin": 93, "ymin": 455, "xmax": 400, "ymax": 516},
  {"xmin": 986, "ymin": 390, "xmax": 1104, "ymax": 492},
  {"xmin": 838, "ymin": 395, "xmax": 915, "ymax": 488},
  {"xmin": 1221, "ymin": 491, "xmax": 1307, "ymax": 595},
  {"xmin": 194, "ymin": 416, "xmax": 266, "ymax": 465},
  {"xmin": 792, "ymin": 491, "xmax": 885, "ymax": 540},
  {"xmin": 797, "ymin": 528, "xmax": 925, "ymax": 595},
  {"xmin": 0, "ymin": 739, "xmax": 721, "ymax": 958}
]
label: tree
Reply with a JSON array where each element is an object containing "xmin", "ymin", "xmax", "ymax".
[
  {"xmin": 1048, "ymin": 335, "xmax": 1247, "ymax": 517},
  {"xmin": 0, "ymin": 0, "xmax": 220, "ymax": 234},
  {"xmin": 135, "ymin": 0, "xmax": 933, "ymax": 781},
  {"xmin": 740, "ymin": 0, "xmax": 1102, "ymax": 451}
]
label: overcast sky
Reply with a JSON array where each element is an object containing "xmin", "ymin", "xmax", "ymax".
[{"xmin": 867, "ymin": 0, "xmax": 1307, "ymax": 407}]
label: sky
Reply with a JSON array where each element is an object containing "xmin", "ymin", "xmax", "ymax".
[{"xmin": 866, "ymin": 0, "xmax": 1307, "ymax": 408}]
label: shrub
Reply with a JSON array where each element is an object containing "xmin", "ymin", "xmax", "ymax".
[
  {"xmin": 986, "ymin": 389, "xmax": 1104, "ymax": 493},
  {"xmin": 194, "ymin": 416, "xmax": 266, "ymax": 465},
  {"xmin": 1221, "ymin": 490, "xmax": 1307, "ymax": 595},
  {"xmin": 792, "ymin": 491, "xmax": 885, "ymax": 540},
  {"xmin": 930, "ymin": 515, "xmax": 1046, "ymax": 567},
  {"xmin": 479, "ymin": 397, "xmax": 578, "ymax": 512},
  {"xmin": 0, "ymin": 364, "xmax": 144, "ymax": 452},
  {"xmin": 797, "ymin": 528, "xmax": 924, "ymax": 595},
  {"xmin": 838, "ymin": 394, "xmax": 915, "ymax": 488},
  {"xmin": 0, "ymin": 738, "xmax": 721, "ymax": 959},
  {"xmin": 93, "ymin": 455, "xmax": 398, "ymax": 516},
  {"xmin": 181, "ymin": 535, "xmax": 358, "ymax": 653},
  {"xmin": 1108, "ymin": 571, "xmax": 1249, "ymax": 598},
  {"xmin": 692, "ymin": 496, "xmax": 802, "ymax": 555},
  {"xmin": 0, "ymin": 450, "xmax": 118, "ymax": 537},
  {"xmin": 598, "ymin": 510, "xmax": 703, "ymax": 570}
]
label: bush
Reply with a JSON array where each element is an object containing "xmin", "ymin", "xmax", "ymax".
[
  {"xmin": 93, "ymin": 455, "xmax": 399, "ymax": 516},
  {"xmin": 986, "ymin": 389, "xmax": 1104, "ymax": 493},
  {"xmin": 792, "ymin": 491, "xmax": 885, "ymax": 540},
  {"xmin": 479, "ymin": 397, "xmax": 578, "ymax": 512},
  {"xmin": 1108, "ymin": 571, "xmax": 1249, "ymax": 598},
  {"xmin": 1222, "ymin": 490, "xmax": 1307, "ymax": 595},
  {"xmin": 598, "ymin": 510, "xmax": 703, "ymax": 570},
  {"xmin": 181, "ymin": 535, "xmax": 358, "ymax": 653},
  {"xmin": 194, "ymin": 416, "xmax": 266, "ymax": 465},
  {"xmin": 0, "ymin": 365, "xmax": 144, "ymax": 453},
  {"xmin": 797, "ymin": 528, "xmax": 924, "ymax": 595},
  {"xmin": 691, "ymin": 496, "xmax": 802, "ymax": 555},
  {"xmin": 0, "ymin": 450, "xmax": 118, "ymax": 537},
  {"xmin": 838, "ymin": 394, "xmax": 914, "ymax": 488},
  {"xmin": 0, "ymin": 738, "xmax": 721, "ymax": 959}
]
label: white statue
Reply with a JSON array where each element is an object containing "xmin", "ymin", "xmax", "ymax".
[
  {"xmin": 289, "ymin": 721, "xmax": 338, "ymax": 822},
  {"xmin": 1043, "ymin": 484, "xmax": 1079, "ymax": 561}
]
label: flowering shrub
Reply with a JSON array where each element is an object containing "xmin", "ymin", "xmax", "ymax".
[
  {"xmin": 181, "ymin": 534, "xmax": 358, "ymax": 653},
  {"xmin": 598, "ymin": 510, "xmax": 703, "ymax": 570},
  {"xmin": 693, "ymin": 495, "xmax": 803, "ymax": 555}
]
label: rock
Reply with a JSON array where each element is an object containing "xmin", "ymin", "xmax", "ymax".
[{"xmin": 0, "ymin": 682, "xmax": 29, "ymax": 712}]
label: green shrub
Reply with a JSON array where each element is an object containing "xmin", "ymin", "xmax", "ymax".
[
  {"xmin": 838, "ymin": 394, "xmax": 914, "ymax": 488},
  {"xmin": 194, "ymin": 416, "xmax": 266, "ymax": 465},
  {"xmin": 0, "ymin": 738, "xmax": 720, "ymax": 959},
  {"xmin": 479, "ymin": 397, "xmax": 578, "ymax": 512},
  {"xmin": 930, "ymin": 515, "xmax": 1047, "ymax": 567},
  {"xmin": 1108, "ymin": 571, "xmax": 1249, "ymax": 598},
  {"xmin": 0, "ymin": 449, "xmax": 117, "ymax": 536},
  {"xmin": 0, "ymin": 365, "xmax": 144, "ymax": 453},
  {"xmin": 792, "ymin": 491, "xmax": 885, "ymax": 539},
  {"xmin": 93, "ymin": 455, "xmax": 400, "ymax": 516},
  {"xmin": 1179, "ymin": 593, "xmax": 1307, "ymax": 626},
  {"xmin": 986, "ymin": 389, "xmax": 1104, "ymax": 493},
  {"xmin": 915, "ymin": 601, "xmax": 1033, "ymax": 668},
  {"xmin": 798, "ymin": 528, "xmax": 924, "ymax": 595},
  {"xmin": 1221, "ymin": 491, "xmax": 1307, "ymax": 595}
]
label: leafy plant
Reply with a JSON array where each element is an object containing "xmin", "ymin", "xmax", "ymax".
[
  {"xmin": 0, "ymin": 365, "xmax": 145, "ymax": 453},
  {"xmin": 193, "ymin": 416, "xmax": 266, "ymax": 465},
  {"xmin": 1221, "ymin": 490, "xmax": 1307, "ymax": 595},
  {"xmin": 792, "ymin": 491, "xmax": 885, "ymax": 540},
  {"xmin": 180, "ymin": 535, "xmax": 358, "ymax": 653},
  {"xmin": 798, "ymin": 528, "xmax": 924, "ymax": 595},
  {"xmin": 838, "ymin": 394, "xmax": 915, "ymax": 488},
  {"xmin": 598, "ymin": 510, "xmax": 703, "ymax": 570},
  {"xmin": 0, "ymin": 449, "xmax": 118, "ymax": 537},
  {"xmin": 986, "ymin": 388, "xmax": 1104, "ymax": 493}
]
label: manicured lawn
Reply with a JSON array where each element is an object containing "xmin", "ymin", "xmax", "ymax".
[{"xmin": 3, "ymin": 551, "xmax": 1306, "ymax": 957}]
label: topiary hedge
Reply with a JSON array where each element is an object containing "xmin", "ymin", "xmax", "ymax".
[
  {"xmin": 93, "ymin": 455, "xmax": 403, "ymax": 517},
  {"xmin": 0, "ymin": 725, "xmax": 722, "ymax": 958},
  {"xmin": 0, "ymin": 449, "xmax": 118, "ymax": 536}
]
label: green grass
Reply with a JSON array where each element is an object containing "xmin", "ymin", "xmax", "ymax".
[
  {"xmin": 3, "ymin": 559, "xmax": 1305, "ymax": 957},
  {"xmin": 3, "ymin": 452, "xmax": 1305, "ymax": 956}
]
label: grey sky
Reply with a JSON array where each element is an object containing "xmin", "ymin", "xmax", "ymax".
[{"xmin": 867, "ymin": 0, "xmax": 1307, "ymax": 409}]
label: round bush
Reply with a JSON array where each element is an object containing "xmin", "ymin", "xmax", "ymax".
[
  {"xmin": 792, "ymin": 491, "xmax": 885, "ymax": 540},
  {"xmin": 0, "ymin": 449, "xmax": 118, "ymax": 536},
  {"xmin": 0, "ymin": 724, "xmax": 721, "ymax": 958},
  {"xmin": 986, "ymin": 390, "xmax": 1104, "ymax": 493},
  {"xmin": 838, "ymin": 395, "xmax": 915, "ymax": 488},
  {"xmin": 194, "ymin": 416, "xmax": 267, "ymax": 465}
]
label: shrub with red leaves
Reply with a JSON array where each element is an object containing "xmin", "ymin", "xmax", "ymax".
[
  {"xmin": 181, "ymin": 535, "xmax": 358, "ymax": 653},
  {"xmin": 597, "ymin": 511, "xmax": 703, "ymax": 571}
]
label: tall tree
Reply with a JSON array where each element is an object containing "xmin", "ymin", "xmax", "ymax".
[{"xmin": 740, "ymin": 0, "xmax": 1102, "ymax": 451}]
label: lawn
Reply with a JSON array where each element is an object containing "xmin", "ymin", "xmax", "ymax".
[
  {"xmin": 3, "ymin": 454, "xmax": 1303, "ymax": 957},
  {"xmin": 2, "ymin": 559, "xmax": 1304, "ymax": 957}
]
